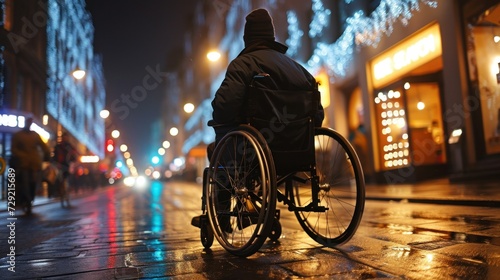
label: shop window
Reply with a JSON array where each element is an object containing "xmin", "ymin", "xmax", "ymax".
[
  {"xmin": 405, "ymin": 82, "xmax": 446, "ymax": 166},
  {"xmin": 374, "ymin": 80, "xmax": 446, "ymax": 170},
  {"xmin": 374, "ymin": 87, "xmax": 410, "ymax": 170},
  {"xmin": 348, "ymin": 87, "xmax": 369, "ymax": 170},
  {"xmin": 465, "ymin": 3, "xmax": 500, "ymax": 155}
]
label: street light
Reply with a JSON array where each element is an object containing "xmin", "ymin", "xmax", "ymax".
[
  {"xmin": 72, "ymin": 68, "xmax": 86, "ymax": 80},
  {"xmin": 169, "ymin": 127, "xmax": 178, "ymax": 136},
  {"xmin": 100, "ymin": 109, "xmax": 110, "ymax": 119},
  {"xmin": 120, "ymin": 144, "xmax": 128, "ymax": 152},
  {"xmin": 184, "ymin": 103, "xmax": 195, "ymax": 114},
  {"xmin": 57, "ymin": 67, "xmax": 87, "ymax": 139},
  {"xmin": 207, "ymin": 51, "xmax": 221, "ymax": 62}
]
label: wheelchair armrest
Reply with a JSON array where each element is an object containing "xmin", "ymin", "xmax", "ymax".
[{"xmin": 207, "ymin": 120, "xmax": 238, "ymax": 128}]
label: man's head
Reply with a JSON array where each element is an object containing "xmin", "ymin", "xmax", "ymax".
[{"xmin": 243, "ymin": 8, "xmax": 275, "ymax": 46}]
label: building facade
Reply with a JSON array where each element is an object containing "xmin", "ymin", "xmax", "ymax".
[
  {"xmin": 164, "ymin": 0, "xmax": 500, "ymax": 183},
  {"xmin": 0, "ymin": 0, "xmax": 106, "ymax": 198}
]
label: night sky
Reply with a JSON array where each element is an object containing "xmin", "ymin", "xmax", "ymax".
[{"xmin": 85, "ymin": 1, "xmax": 197, "ymax": 171}]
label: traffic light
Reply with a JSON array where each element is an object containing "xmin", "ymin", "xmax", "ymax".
[{"xmin": 106, "ymin": 139, "xmax": 114, "ymax": 154}]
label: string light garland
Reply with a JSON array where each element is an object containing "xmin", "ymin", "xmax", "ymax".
[
  {"xmin": 286, "ymin": 11, "xmax": 303, "ymax": 56},
  {"xmin": 307, "ymin": 0, "xmax": 438, "ymax": 80},
  {"xmin": 309, "ymin": 0, "xmax": 331, "ymax": 38}
]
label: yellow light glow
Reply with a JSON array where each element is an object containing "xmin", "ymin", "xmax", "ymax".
[
  {"xmin": 184, "ymin": 103, "xmax": 195, "ymax": 113},
  {"xmin": 371, "ymin": 23, "xmax": 442, "ymax": 88},
  {"xmin": 72, "ymin": 68, "xmax": 86, "ymax": 80},
  {"xmin": 169, "ymin": 127, "xmax": 178, "ymax": 136},
  {"xmin": 207, "ymin": 51, "xmax": 221, "ymax": 62},
  {"xmin": 417, "ymin": 101, "xmax": 425, "ymax": 110},
  {"xmin": 315, "ymin": 71, "xmax": 330, "ymax": 108}
]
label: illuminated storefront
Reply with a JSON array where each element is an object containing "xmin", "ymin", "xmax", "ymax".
[
  {"xmin": 0, "ymin": 112, "xmax": 51, "ymax": 186},
  {"xmin": 463, "ymin": 1, "xmax": 500, "ymax": 157},
  {"xmin": 367, "ymin": 23, "xmax": 447, "ymax": 181}
]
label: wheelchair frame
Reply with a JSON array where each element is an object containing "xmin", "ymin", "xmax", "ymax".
[{"xmin": 192, "ymin": 124, "xmax": 365, "ymax": 257}]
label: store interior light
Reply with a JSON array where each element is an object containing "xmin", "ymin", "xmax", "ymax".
[
  {"xmin": 417, "ymin": 101, "xmax": 425, "ymax": 110},
  {"xmin": 448, "ymin": 128, "xmax": 463, "ymax": 144}
]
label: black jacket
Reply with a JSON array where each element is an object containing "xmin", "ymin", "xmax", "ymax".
[{"xmin": 211, "ymin": 40, "xmax": 324, "ymax": 125}]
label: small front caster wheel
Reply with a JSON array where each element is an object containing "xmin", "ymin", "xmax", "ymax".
[
  {"xmin": 201, "ymin": 221, "xmax": 214, "ymax": 248},
  {"xmin": 268, "ymin": 218, "xmax": 281, "ymax": 241}
]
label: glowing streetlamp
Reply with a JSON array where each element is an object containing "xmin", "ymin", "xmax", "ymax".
[
  {"xmin": 57, "ymin": 68, "xmax": 87, "ymax": 139},
  {"xmin": 72, "ymin": 68, "xmax": 86, "ymax": 80},
  {"xmin": 100, "ymin": 109, "xmax": 110, "ymax": 119},
  {"xmin": 207, "ymin": 51, "xmax": 221, "ymax": 62},
  {"xmin": 111, "ymin": 129, "xmax": 120, "ymax": 138},
  {"xmin": 184, "ymin": 103, "xmax": 195, "ymax": 114},
  {"xmin": 120, "ymin": 144, "xmax": 128, "ymax": 152},
  {"xmin": 169, "ymin": 127, "xmax": 178, "ymax": 136}
]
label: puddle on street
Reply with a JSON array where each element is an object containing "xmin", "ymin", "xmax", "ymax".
[{"xmin": 370, "ymin": 222, "xmax": 500, "ymax": 246}]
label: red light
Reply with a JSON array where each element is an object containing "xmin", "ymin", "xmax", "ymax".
[{"xmin": 106, "ymin": 139, "xmax": 114, "ymax": 153}]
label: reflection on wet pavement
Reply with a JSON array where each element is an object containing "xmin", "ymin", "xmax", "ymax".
[{"xmin": 1, "ymin": 181, "xmax": 499, "ymax": 279}]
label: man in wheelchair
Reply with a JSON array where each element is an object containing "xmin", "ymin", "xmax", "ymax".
[
  {"xmin": 192, "ymin": 9, "xmax": 365, "ymax": 258},
  {"xmin": 193, "ymin": 8, "xmax": 324, "ymax": 230}
]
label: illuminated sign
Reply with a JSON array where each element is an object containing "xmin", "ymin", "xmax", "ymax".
[
  {"xmin": 0, "ymin": 114, "xmax": 51, "ymax": 142},
  {"xmin": 371, "ymin": 23, "xmax": 442, "ymax": 88},
  {"xmin": 0, "ymin": 114, "xmax": 25, "ymax": 128}
]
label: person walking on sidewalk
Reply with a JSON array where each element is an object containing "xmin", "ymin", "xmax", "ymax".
[
  {"xmin": 10, "ymin": 117, "xmax": 51, "ymax": 214},
  {"xmin": 52, "ymin": 132, "xmax": 78, "ymax": 205}
]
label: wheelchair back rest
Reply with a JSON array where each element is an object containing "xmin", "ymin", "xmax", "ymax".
[{"xmin": 246, "ymin": 78, "xmax": 320, "ymax": 174}]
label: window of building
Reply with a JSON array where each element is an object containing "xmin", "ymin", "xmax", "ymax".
[
  {"xmin": 374, "ymin": 73, "xmax": 446, "ymax": 171},
  {"xmin": 464, "ymin": 2, "xmax": 500, "ymax": 155}
]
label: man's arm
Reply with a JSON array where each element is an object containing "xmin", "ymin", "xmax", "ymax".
[{"xmin": 211, "ymin": 60, "xmax": 249, "ymax": 125}]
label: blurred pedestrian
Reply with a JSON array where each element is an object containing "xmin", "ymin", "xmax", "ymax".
[
  {"xmin": 53, "ymin": 132, "xmax": 78, "ymax": 195},
  {"xmin": 10, "ymin": 117, "xmax": 50, "ymax": 214}
]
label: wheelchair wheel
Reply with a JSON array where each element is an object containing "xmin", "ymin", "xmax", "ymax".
[
  {"xmin": 206, "ymin": 125, "xmax": 277, "ymax": 257},
  {"xmin": 293, "ymin": 127, "xmax": 365, "ymax": 247}
]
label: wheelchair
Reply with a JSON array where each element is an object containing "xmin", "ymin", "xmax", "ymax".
[{"xmin": 192, "ymin": 75, "xmax": 365, "ymax": 257}]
